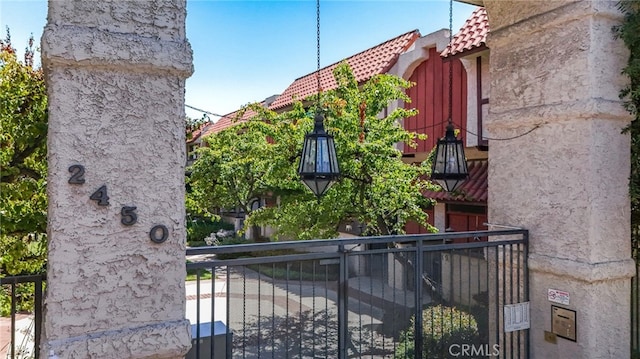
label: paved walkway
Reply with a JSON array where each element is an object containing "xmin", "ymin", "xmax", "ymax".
[
  {"xmin": 2, "ymin": 266, "xmax": 422, "ymax": 359},
  {"xmin": 184, "ymin": 266, "xmax": 427, "ymax": 358},
  {"xmin": 0, "ymin": 313, "xmax": 35, "ymax": 359}
]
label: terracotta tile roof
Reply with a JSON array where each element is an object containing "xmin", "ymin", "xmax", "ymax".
[
  {"xmin": 200, "ymin": 106, "xmax": 261, "ymax": 138},
  {"xmin": 441, "ymin": 7, "xmax": 488, "ymax": 58},
  {"xmin": 425, "ymin": 160, "xmax": 487, "ymax": 203},
  {"xmin": 186, "ymin": 123, "xmax": 209, "ymax": 144},
  {"xmin": 269, "ymin": 29, "xmax": 421, "ymax": 111}
]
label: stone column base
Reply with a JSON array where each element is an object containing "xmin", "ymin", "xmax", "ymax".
[{"xmin": 41, "ymin": 320, "xmax": 191, "ymax": 359}]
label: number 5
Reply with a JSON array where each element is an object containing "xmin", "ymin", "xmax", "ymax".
[{"xmin": 121, "ymin": 206, "xmax": 137, "ymax": 226}]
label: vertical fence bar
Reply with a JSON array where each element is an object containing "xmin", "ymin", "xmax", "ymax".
[
  {"xmin": 285, "ymin": 263, "xmax": 290, "ymax": 359},
  {"xmin": 493, "ymin": 244, "xmax": 500, "ymax": 358},
  {"xmin": 338, "ymin": 244, "xmax": 348, "ymax": 359},
  {"xmin": 404, "ymin": 252, "xmax": 409, "ymax": 359},
  {"xmin": 312, "ymin": 261, "xmax": 316, "ymax": 358},
  {"xmin": 502, "ymin": 243, "xmax": 507, "ymax": 359},
  {"xmin": 211, "ymin": 266, "xmax": 215, "ymax": 359},
  {"xmin": 357, "ymin": 259, "xmax": 362, "ymax": 355},
  {"xmin": 380, "ymin": 253, "xmax": 384, "ymax": 353},
  {"xmin": 634, "ymin": 262, "xmax": 637, "ymax": 356},
  {"xmin": 485, "ymin": 239, "xmax": 491, "ymax": 352},
  {"xmin": 392, "ymin": 251, "xmax": 397, "ymax": 356},
  {"xmin": 324, "ymin": 264, "xmax": 329, "ymax": 359},
  {"xmin": 369, "ymin": 253, "xmax": 374, "ymax": 354},
  {"xmin": 34, "ymin": 275, "xmax": 43, "ymax": 359},
  {"xmin": 195, "ymin": 270, "xmax": 201, "ymax": 359},
  {"xmin": 467, "ymin": 248, "xmax": 472, "ymax": 325},
  {"xmin": 242, "ymin": 266, "xmax": 247, "ymax": 358},
  {"xmin": 10, "ymin": 282, "xmax": 16, "ymax": 359},
  {"xmin": 272, "ymin": 262, "xmax": 276, "ymax": 359},
  {"xmin": 634, "ymin": 228, "xmax": 639, "ymax": 358},
  {"xmin": 516, "ymin": 243, "xmax": 521, "ymax": 358},
  {"xmin": 257, "ymin": 264, "xmax": 262, "ymax": 358},
  {"xmin": 509, "ymin": 244, "xmax": 514, "ymax": 359},
  {"xmin": 523, "ymin": 231, "xmax": 530, "ymax": 358},
  {"xmin": 298, "ymin": 261, "xmax": 303, "ymax": 359},
  {"xmin": 414, "ymin": 239, "xmax": 424, "ymax": 359},
  {"xmin": 226, "ymin": 266, "xmax": 232, "ymax": 359}
]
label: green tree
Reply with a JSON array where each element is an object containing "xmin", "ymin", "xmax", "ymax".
[
  {"xmin": 0, "ymin": 29, "xmax": 48, "ymax": 276},
  {"xmin": 616, "ymin": 1, "xmax": 640, "ymax": 256},
  {"xmin": 189, "ymin": 62, "xmax": 438, "ymax": 240},
  {"xmin": 616, "ymin": 5, "xmax": 640, "ymax": 355},
  {"xmin": 186, "ymin": 110, "xmax": 286, "ymax": 232}
]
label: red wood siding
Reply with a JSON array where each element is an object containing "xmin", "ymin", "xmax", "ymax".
[
  {"xmin": 404, "ymin": 47, "xmax": 467, "ymax": 154},
  {"xmin": 447, "ymin": 210, "xmax": 488, "ymax": 243},
  {"xmin": 404, "ymin": 209, "xmax": 435, "ymax": 234}
]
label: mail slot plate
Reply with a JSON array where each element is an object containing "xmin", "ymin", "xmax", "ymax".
[{"xmin": 551, "ymin": 305, "xmax": 576, "ymax": 342}]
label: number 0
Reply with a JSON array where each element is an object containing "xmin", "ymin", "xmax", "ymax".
[{"xmin": 149, "ymin": 225, "xmax": 169, "ymax": 243}]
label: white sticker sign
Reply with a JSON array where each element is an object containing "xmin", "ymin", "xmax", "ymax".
[
  {"xmin": 548, "ymin": 288, "xmax": 570, "ymax": 305},
  {"xmin": 504, "ymin": 301, "xmax": 530, "ymax": 332}
]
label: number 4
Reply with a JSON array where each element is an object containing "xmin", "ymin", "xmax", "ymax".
[{"xmin": 90, "ymin": 185, "xmax": 109, "ymax": 206}]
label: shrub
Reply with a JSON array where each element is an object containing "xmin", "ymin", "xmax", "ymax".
[
  {"xmin": 395, "ymin": 304, "xmax": 480, "ymax": 359},
  {"xmin": 0, "ymin": 282, "xmax": 38, "ymax": 317},
  {"xmin": 186, "ymin": 218, "xmax": 234, "ymax": 244}
]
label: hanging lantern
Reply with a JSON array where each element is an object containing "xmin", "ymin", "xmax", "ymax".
[
  {"xmin": 431, "ymin": 123, "xmax": 468, "ymax": 192},
  {"xmin": 298, "ymin": 111, "xmax": 340, "ymax": 197}
]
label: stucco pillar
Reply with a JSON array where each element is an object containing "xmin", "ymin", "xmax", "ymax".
[
  {"xmin": 484, "ymin": 1, "xmax": 634, "ymax": 358},
  {"xmin": 41, "ymin": 0, "xmax": 193, "ymax": 358}
]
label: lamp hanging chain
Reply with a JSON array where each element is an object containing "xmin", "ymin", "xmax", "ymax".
[
  {"xmin": 316, "ymin": 0, "xmax": 321, "ymax": 108},
  {"xmin": 448, "ymin": 0, "xmax": 454, "ymax": 127}
]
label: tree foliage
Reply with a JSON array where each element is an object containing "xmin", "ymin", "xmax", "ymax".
[
  {"xmin": 616, "ymin": 1, "xmax": 640, "ymax": 258},
  {"xmin": 0, "ymin": 29, "xmax": 48, "ymax": 276},
  {"xmin": 187, "ymin": 62, "xmax": 438, "ymax": 240},
  {"xmin": 187, "ymin": 115, "xmax": 283, "ymax": 221}
]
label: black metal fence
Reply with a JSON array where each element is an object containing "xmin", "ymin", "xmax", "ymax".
[
  {"xmin": 1, "ymin": 230, "xmax": 528, "ymax": 359},
  {"xmin": 0, "ymin": 274, "xmax": 45, "ymax": 359},
  {"xmin": 186, "ymin": 229, "xmax": 529, "ymax": 359},
  {"xmin": 634, "ymin": 262, "xmax": 640, "ymax": 359},
  {"xmin": 632, "ymin": 226, "xmax": 640, "ymax": 358}
]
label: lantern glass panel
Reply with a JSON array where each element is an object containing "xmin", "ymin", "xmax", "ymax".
[
  {"xmin": 301, "ymin": 137, "xmax": 317, "ymax": 173},
  {"xmin": 328, "ymin": 137, "xmax": 339, "ymax": 172},
  {"xmin": 316, "ymin": 137, "xmax": 330, "ymax": 173}
]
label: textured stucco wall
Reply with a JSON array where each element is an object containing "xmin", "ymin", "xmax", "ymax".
[
  {"xmin": 41, "ymin": 0, "xmax": 193, "ymax": 358},
  {"xmin": 484, "ymin": 1, "xmax": 634, "ymax": 357}
]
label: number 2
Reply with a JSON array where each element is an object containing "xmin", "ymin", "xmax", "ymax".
[{"xmin": 68, "ymin": 165, "xmax": 85, "ymax": 184}]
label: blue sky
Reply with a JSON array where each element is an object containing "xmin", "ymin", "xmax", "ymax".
[{"xmin": 1, "ymin": 0, "xmax": 476, "ymax": 120}]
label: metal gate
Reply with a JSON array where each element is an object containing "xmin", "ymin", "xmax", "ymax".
[{"xmin": 186, "ymin": 229, "xmax": 529, "ymax": 358}]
